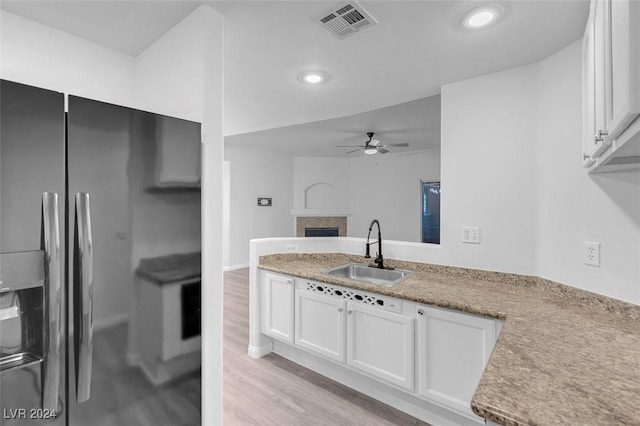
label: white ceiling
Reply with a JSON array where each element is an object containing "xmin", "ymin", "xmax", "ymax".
[
  {"xmin": 225, "ymin": 95, "xmax": 441, "ymax": 157},
  {"xmin": 1, "ymin": 0, "xmax": 589, "ymax": 147},
  {"xmin": 213, "ymin": 0, "xmax": 589, "ymax": 135},
  {"xmin": 0, "ymin": 1, "xmax": 203, "ymax": 56}
]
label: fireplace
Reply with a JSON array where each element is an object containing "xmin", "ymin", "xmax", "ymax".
[
  {"xmin": 305, "ymin": 227, "xmax": 339, "ymax": 237},
  {"xmin": 296, "ymin": 216, "xmax": 347, "ymax": 237}
]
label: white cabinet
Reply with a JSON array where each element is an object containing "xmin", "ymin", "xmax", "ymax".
[
  {"xmin": 416, "ymin": 305, "xmax": 499, "ymax": 422},
  {"xmin": 154, "ymin": 115, "xmax": 201, "ymax": 187},
  {"xmin": 261, "ymin": 272, "xmax": 295, "ymax": 343},
  {"xmin": 294, "ymin": 290, "xmax": 346, "ymax": 362},
  {"xmin": 583, "ymin": 0, "xmax": 611, "ymax": 164},
  {"xmin": 293, "ymin": 281, "xmax": 414, "ymax": 389},
  {"xmin": 583, "ymin": 0, "xmax": 640, "ymax": 171},
  {"xmin": 347, "ymin": 303, "xmax": 414, "ymax": 391},
  {"xmin": 259, "ymin": 272, "xmax": 503, "ymax": 425},
  {"xmin": 605, "ymin": 0, "xmax": 640, "ymax": 140}
]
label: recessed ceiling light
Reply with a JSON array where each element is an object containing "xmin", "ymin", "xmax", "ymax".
[
  {"xmin": 298, "ymin": 70, "xmax": 330, "ymax": 85},
  {"xmin": 461, "ymin": 5, "xmax": 503, "ymax": 29}
]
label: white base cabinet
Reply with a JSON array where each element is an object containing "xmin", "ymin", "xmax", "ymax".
[
  {"xmin": 295, "ymin": 290, "xmax": 346, "ymax": 362},
  {"xmin": 347, "ymin": 302, "xmax": 414, "ymax": 391},
  {"xmin": 259, "ymin": 272, "xmax": 502, "ymax": 424},
  {"xmin": 260, "ymin": 272, "xmax": 294, "ymax": 343},
  {"xmin": 417, "ymin": 305, "xmax": 500, "ymax": 420}
]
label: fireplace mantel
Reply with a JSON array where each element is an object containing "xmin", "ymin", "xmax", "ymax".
[{"xmin": 290, "ymin": 209, "xmax": 351, "ymax": 217}]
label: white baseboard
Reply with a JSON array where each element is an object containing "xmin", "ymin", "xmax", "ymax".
[
  {"xmin": 273, "ymin": 341, "xmax": 483, "ymax": 426},
  {"xmin": 247, "ymin": 343, "xmax": 273, "ymax": 359},
  {"xmin": 224, "ymin": 263, "xmax": 250, "ymax": 271}
]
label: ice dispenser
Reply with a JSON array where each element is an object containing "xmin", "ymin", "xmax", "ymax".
[{"xmin": 0, "ymin": 193, "xmax": 61, "ymax": 410}]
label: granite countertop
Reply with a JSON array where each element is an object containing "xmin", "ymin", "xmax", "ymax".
[
  {"xmin": 136, "ymin": 252, "xmax": 201, "ymax": 284},
  {"xmin": 258, "ymin": 253, "xmax": 640, "ymax": 426}
]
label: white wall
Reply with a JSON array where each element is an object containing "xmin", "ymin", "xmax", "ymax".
[
  {"xmin": 293, "ymin": 157, "xmax": 350, "ymax": 210},
  {"xmin": 441, "ymin": 40, "xmax": 640, "ymax": 304},
  {"xmin": 441, "ymin": 62, "xmax": 539, "ymax": 274},
  {"xmin": 0, "ymin": 10, "xmax": 136, "ymax": 108},
  {"xmin": 225, "ymin": 146, "xmax": 295, "ymax": 268},
  {"xmin": 291, "ymin": 151, "xmax": 441, "ymax": 243},
  {"xmin": 133, "ymin": 9, "xmax": 206, "ymax": 121},
  {"xmin": 347, "ymin": 150, "xmax": 441, "ymax": 242},
  {"xmin": 535, "ymin": 42, "xmax": 640, "ymax": 303}
]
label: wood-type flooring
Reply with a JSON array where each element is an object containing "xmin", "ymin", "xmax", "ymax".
[{"xmin": 223, "ymin": 268, "xmax": 429, "ymax": 426}]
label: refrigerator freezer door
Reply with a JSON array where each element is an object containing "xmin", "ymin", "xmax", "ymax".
[{"xmin": 0, "ymin": 80, "xmax": 65, "ymax": 425}]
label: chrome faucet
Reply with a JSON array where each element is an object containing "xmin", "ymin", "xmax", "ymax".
[{"xmin": 364, "ymin": 219, "xmax": 392, "ymax": 270}]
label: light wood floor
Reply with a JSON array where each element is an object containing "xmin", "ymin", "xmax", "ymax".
[{"xmin": 223, "ymin": 268, "xmax": 429, "ymax": 426}]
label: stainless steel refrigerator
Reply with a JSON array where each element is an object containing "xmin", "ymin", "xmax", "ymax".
[{"xmin": 0, "ymin": 80, "xmax": 202, "ymax": 425}]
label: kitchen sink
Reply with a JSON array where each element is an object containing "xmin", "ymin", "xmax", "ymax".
[{"xmin": 325, "ymin": 263, "xmax": 413, "ymax": 287}]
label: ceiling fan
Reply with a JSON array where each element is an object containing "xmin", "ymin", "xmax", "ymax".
[{"xmin": 336, "ymin": 132, "xmax": 409, "ymax": 155}]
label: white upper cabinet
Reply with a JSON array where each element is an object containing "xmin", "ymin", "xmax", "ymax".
[
  {"xmin": 154, "ymin": 115, "xmax": 201, "ymax": 187},
  {"xmin": 584, "ymin": 0, "xmax": 640, "ymax": 171},
  {"xmin": 583, "ymin": 0, "xmax": 611, "ymax": 164},
  {"xmin": 606, "ymin": 0, "xmax": 640, "ymax": 140}
]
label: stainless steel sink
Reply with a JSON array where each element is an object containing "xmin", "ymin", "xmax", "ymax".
[{"xmin": 325, "ymin": 263, "xmax": 413, "ymax": 287}]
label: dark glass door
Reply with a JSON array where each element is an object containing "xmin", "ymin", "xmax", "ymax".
[{"xmin": 421, "ymin": 181, "xmax": 441, "ymax": 244}]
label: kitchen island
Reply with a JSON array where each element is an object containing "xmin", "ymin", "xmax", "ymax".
[{"xmin": 253, "ymin": 251, "xmax": 640, "ymax": 426}]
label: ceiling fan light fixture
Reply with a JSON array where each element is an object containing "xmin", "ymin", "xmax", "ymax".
[{"xmin": 364, "ymin": 147, "xmax": 378, "ymax": 155}]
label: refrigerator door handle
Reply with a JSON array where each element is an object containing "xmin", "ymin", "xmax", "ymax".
[
  {"xmin": 41, "ymin": 192, "xmax": 61, "ymax": 411},
  {"xmin": 73, "ymin": 192, "xmax": 93, "ymax": 403}
]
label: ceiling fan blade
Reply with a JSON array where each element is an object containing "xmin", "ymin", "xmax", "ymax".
[
  {"xmin": 370, "ymin": 139, "xmax": 381, "ymax": 146},
  {"xmin": 336, "ymin": 145, "xmax": 366, "ymax": 148},
  {"xmin": 345, "ymin": 148, "xmax": 363, "ymax": 154},
  {"xmin": 377, "ymin": 148, "xmax": 389, "ymax": 154},
  {"xmin": 382, "ymin": 143, "xmax": 409, "ymax": 147}
]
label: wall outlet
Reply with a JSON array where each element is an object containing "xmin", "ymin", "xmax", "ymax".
[
  {"xmin": 285, "ymin": 244, "xmax": 298, "ymax": 253},
  {"xmin": 584, "ymin": 241, "xmax": 600, "ymax": 266},
  {"xmin": 462, "ymin": 227, "xmax": 480, "ymax": 244}
]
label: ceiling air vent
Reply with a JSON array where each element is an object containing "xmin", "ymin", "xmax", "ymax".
[{"xmin": 318, "ymin": 2, "xmax": 378, "ymax": 39}]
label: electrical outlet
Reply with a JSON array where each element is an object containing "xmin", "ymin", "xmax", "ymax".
[
  {"xmin": 584, "ymin": 241, "xmax": 600, "ymax": 266},
  {"xmin": 285, "ymin": 244, "xmax": 298, "ymax": 253},
  {"xmin": 462, "ymin": 227, "xmax": 480, "ymax": 244}
]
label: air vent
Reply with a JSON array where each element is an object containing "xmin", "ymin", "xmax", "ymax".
[{"xmin": 318, "ymin": 2, "xmax": 378, "ymax": 39}]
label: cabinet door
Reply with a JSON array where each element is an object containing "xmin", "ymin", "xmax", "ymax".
[
  {"xmin": 583, "ymin": 0, "xmax": 611, "ymax": 162},
  {"xmin": 294, "ymin": 290, "xmax": 346, "ymax": 362},
  {"xmin": 605, "ymin": 0, "xmax": 640, "ymax": 140},
  {"xmin": 417, "ymin": 305, "xmax": 498, "ymax": 420},
  {"xmin": 346, "ymin": 303, "xmax": 414, "ymax": 391},
  {"xmin": 261, "ymin": 273, "xmax": 294, "ymax": 343},
  {"xmin": 583, "ymin": 17, "xmax": 597, "ymax": 166}
]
